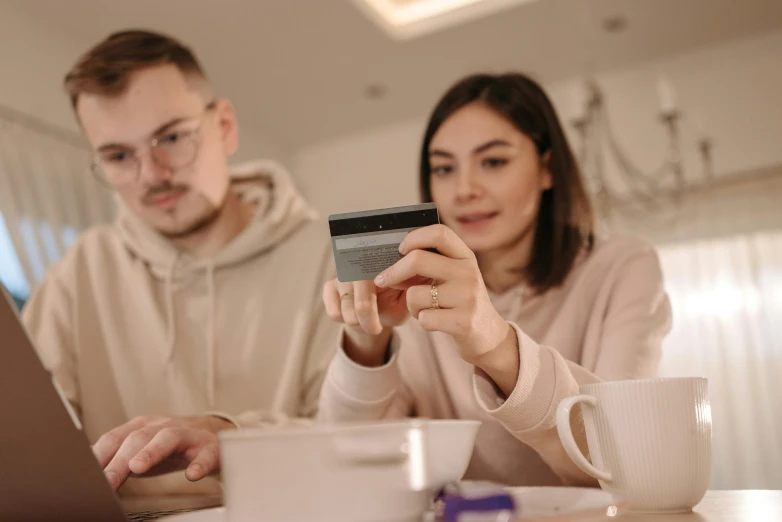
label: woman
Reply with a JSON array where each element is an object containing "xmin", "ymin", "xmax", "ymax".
[{"xmin": 318, "ymin": 73, "xmax": 672, "ymax": 487}]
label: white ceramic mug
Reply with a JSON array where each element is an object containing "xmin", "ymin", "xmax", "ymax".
[{"xmin": 556, "ymin": 377, "xmax": 712, "ymax": 513}]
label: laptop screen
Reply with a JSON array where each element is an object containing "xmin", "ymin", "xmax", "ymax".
[{"xmin": 0, "ymin": 287, "xmax": 128, "ymax": 521}]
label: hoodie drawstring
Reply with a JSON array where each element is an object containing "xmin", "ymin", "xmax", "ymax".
[
  {"xmin": 206, "ymin": 263, "xmax": 217, "ymax": 409},
  {"xmin": 163, "ymin": 257, "xmax": 217, "ymax": 409},
  {"xmin": 164, "ymin": 257, "xmax": 178, "ymax": 361}
]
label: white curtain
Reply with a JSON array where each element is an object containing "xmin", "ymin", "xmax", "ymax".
[
  {"xmin": 657, "ymin": 232, "xmax": 782, "ymax": 490},
  {"xmin": 601, "ymin": 164, "xmax": 782, "ymax": 490},
  {"xmin": 0, "ymin": 106, "xmax": 114, "ymax": 299}
]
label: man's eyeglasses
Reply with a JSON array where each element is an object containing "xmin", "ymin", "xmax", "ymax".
[{"xmin": 90, "ymin": 101, "xmax": 217, "ymax": 187}]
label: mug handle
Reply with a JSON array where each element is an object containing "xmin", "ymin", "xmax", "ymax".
[{"xmin": 556, "ymin": 395, "xmax": 612, "ymax": 482}]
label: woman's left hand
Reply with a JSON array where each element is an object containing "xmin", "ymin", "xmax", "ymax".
[{"xmin": 374, "ymin": 224, "xmax": 513, "ymax": 368}]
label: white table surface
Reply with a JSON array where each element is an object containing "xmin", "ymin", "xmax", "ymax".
[{"xmin": 530, "ymin": 490, "xmax": 782, "ymax": 522}]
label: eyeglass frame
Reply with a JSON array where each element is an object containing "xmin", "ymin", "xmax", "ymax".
[{"xmin": 89, "ymin": 100, "xmax": 219, "ymax": 187}]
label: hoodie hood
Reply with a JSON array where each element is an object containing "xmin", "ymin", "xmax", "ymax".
[
  {"xmin": 116, "ymin": 159, "xmax": 317, "ymax": 276},
  {"xmin": 112, "ymin": 159, "xmax": 318, "ymax": 407},
  {"xmin": 116, "ymin": 160, "xmax": 317, "ymax": 277}
]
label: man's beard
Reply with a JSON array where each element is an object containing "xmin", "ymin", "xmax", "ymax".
[
  {"xmin": 144, "ymin": 181, "xmax": 222, "ymax": 239},
  {"xmin": 159, "ymin": 206, "xmax": 222, "ymax": 239}
]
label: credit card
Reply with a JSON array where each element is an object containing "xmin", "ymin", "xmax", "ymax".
[{"xmin": 328, "ymin": 203, "xmax": 440, "ymax": 282}]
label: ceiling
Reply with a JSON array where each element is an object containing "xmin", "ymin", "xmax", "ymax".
[{"xmin": 7, "ymin": 0, "xmax": 782, "ymax": 152}]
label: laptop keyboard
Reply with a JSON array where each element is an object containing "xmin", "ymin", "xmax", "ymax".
[{"xmin": 128, "ymin": 508, "xmax": 197, "ymax": 521}]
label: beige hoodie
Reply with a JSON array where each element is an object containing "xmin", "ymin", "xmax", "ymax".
[
  {"xmin": 22, "ymin": 160, "xmax": 341, "ymax": 497},
  {"xmin": 318, "ymin": 235, "xmax": 672, "ymax": 487}
]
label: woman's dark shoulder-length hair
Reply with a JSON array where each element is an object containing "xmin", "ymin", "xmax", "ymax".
[{"xmin": 419, "ymin": 72, "xmax": 595, "ymax": 293}]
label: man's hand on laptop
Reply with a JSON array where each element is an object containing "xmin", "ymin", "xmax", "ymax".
[{"xmin": 92, "ymin": 415, "xmax": 236, "ymax": 490}]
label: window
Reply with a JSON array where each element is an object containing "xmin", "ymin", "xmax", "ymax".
[
  {"xmin": 0, "ymin": 211, "xmax": 30, "ymax": 300},
  {"xmin": 0, "ymin": 211, "xmax": 78, "ymax": 309}
]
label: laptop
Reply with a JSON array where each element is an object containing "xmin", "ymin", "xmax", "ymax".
[{"xmin": 0, "ymin": 286, "xmax": 221, "ymax": 521}]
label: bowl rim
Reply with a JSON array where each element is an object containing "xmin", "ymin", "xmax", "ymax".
[{"xmin": 219, "ymin": 418, "xmax": 481, "ymax": 442}]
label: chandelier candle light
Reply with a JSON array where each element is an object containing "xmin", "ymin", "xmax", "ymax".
[{"xmin": 569, "ymin": 76, "xmax": 714, "ymax": 218}]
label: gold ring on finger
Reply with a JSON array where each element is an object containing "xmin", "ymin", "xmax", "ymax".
[{"xmin": 431, "ymin": 284, "xmax": 440, "ymax": 310}]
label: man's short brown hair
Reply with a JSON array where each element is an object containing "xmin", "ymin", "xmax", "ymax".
[{"xmin": 64, "ymin": 30, "xmax": 209, "ymax": 110}]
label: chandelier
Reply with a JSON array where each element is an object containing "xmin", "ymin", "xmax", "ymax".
[{"xmin": 569, "ymin": 78, "xmax": 715, "ymax": 219}]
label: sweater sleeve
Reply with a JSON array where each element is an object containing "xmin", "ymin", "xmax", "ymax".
[
  {"xmin": 316, "ymin": 328, "xmax": 414, "ymax": 422},
  {"xmin": 473, "ymin": 247, "xmax": 672, "ymax": 485},
  {"xmin": 21, "ymin": 270, "xmax": 81, "ymax": 418}
]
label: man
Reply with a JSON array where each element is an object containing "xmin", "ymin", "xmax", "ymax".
[{"xmin": 22, "ymin": 30, "xmax": 339, "ymax": 497}]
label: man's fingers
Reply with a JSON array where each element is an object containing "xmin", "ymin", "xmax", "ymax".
[
  {"xmin": 103, "ymin": 429, "xmax": 154, "ymax": 490},
  {"xmin": 128, "ymin": 427, "xmax": 182, "ymax": 475},
  {"xmin": 185, "ymin": 444, "xmax": 220, "ymax": 482},
  {"xmin": 92, "ymin": 416, "xmax": 156, "ymax": 468},
  {"xmin": 93, "ymin": 430, "xmax": 127, "ymax": 469},
  {"xmin": 94, "ymin": 416, "xmax": 222, "ymax": 488}
]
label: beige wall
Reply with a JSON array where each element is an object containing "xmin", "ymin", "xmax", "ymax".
[
  {"xmin": 0, "ymin": 3, "xmax": 84, "ymax": 133},
  {"xmin": 291, "ymin": 29, "xmax": 782, "ymax": 217},
  {"xmin": 291, "ymin": 118, "xmax": 426, "ymax": 216},
  {"xmin": 0, "ymin": 3, "xmax": 287, "ymax": 165},
  {"xmin": 3, "ymin": 1, "xmax": 780, "ymax": 216}
]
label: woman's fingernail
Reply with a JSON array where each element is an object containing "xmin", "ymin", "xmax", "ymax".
[
  {"xmin": 375, "ymin": 274, "xmax": 386, "ymax": 287},
  {"xmin": 398, "ymin": 241, "xmax": 406, "ymax": 254}
]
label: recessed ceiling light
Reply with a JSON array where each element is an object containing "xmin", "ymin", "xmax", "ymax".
[
  {"xmin": 364, "ymin": 84, "xmax": 387, "ymax": 100},
  {"xmin": 602, "ymin": 14, "xmax": 628, "ymax": 34},
  {"xmin": 352, "ymin": 0, "xmax": 541, "ymax": 41}
]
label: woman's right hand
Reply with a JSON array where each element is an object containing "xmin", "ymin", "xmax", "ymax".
[{"xmin": 322, "ymin": 279, "xmax": 410, "ymax": 367}]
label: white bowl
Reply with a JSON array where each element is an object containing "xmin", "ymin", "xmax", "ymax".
[
  {"xmin": 218, "ymin": 419, "xmax": 480, "ymax": 522},
  {"xmin": 424, "ymin": 419, "xmax": 481, "ymax": 488}
]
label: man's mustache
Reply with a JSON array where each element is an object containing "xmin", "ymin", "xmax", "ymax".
[{"xmin": 142, "ymin": 182, "xmax": 189, "ymax": 205}]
